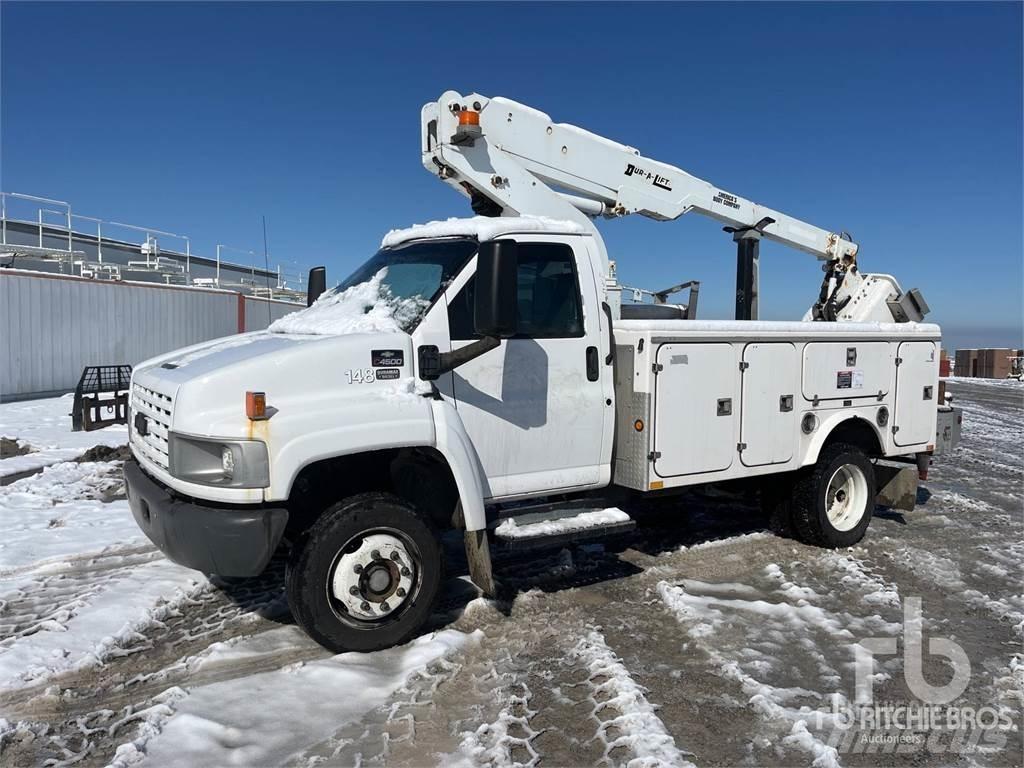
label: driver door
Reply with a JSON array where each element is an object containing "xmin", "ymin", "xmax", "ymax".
[{"xmin": 444, "ymin": 236, "xmax": 609, "ymax": 499}]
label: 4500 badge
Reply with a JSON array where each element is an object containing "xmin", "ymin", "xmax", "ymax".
[{"xmin": 346, "ymin": 349, "xmax": 405, "ymax": 383}]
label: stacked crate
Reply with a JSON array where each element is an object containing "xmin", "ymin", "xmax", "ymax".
[
  {"xmin": 954, "ymin": 349, "xmax": 977, "ymax": 377},
  {"xmin": 977, "ymin": 348, "xmax": 1013, "ymax": 378}
]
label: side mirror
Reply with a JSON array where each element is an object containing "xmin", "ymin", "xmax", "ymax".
[
  {"xmin": 474, "ymin": 240, "xmax": 518, "ymax": 338},
  {"xmin": 307, "ymin": 266, "xmax": 327, "ymax": 307}
]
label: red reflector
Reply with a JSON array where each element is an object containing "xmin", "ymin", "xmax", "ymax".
[{"xmin": 246, "ymin": 391, "xmax": 267, "ymax": 420}]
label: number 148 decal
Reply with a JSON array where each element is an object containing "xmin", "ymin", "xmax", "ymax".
[{"xmin": 345, "ymin": 368, "xmax": 376, "ymax": 384}]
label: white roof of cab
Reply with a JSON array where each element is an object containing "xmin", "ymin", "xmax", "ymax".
[{"xmin": 381, "ymin": 215, "xmax": 584, "ymax": 248}]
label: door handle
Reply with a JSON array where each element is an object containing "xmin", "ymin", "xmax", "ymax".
[
  {"xmin": 601, "ymin": 302, "xmax": 615, "ymax": 365},
  {"xmin": 586, "ymin": 346, "xmax": 600, "ymax": 381}
]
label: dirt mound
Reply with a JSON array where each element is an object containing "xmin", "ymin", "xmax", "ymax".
[
  {"xmin": 76, "ymin": 444, "xmax": 132, "ymax": 463},
  {"xmin": 0, "ymin": 437, "xmax": 32, "ymax": 459}
]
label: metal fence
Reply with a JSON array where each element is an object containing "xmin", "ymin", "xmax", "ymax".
[{"xmin": 0, "ymin": 268, "xmax": 301, "ymax": 400}]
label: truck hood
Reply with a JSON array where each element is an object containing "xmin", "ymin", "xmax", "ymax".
[
  {"xmin": 135, "ymin": 331, "xmax": 330, "ymax": 383},
  {"xmin": 133, "ymin": 331, "xmax": 421, "ymax": 438}
]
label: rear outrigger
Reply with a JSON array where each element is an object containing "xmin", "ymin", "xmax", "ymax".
[{"xmin": 124, "ymin": 91, "xmax": 960, "ymax": 653}]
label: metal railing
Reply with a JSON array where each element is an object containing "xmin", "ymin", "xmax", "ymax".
[
  {"xmin": 0, "ymin": 190, "xmax": 308, "ymax": 299},
  {"xmin": 1, "ymin": 192, "xmax": 73, "ymax": 256}
]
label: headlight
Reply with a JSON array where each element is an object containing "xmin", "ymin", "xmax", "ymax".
[
  {"xmin": 221, "ymin": 446, "xmax": 235, "ymax": 479},
  {"xmin": 168, "ymin": 433, "xmax": 269, "ymax": 488}
]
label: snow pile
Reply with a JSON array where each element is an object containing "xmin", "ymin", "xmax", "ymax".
[
  {"xmin": 571, "ymin": 629, "xmax": 696, "ymax": 767},
  {"xmin": 268, "ymin": 268, "xmax": 426, "ymax": 336},
  {"xmin": 494, "ymin": 508, "xmax": 631, "ymax": 540},
  {"xmin": 381, "ymin": 215, "xmax": 584, "ymax": 248},
  {"xmin": 377, "ymin": 376, "xmax": 433, "ymax": 402},
  {"xmin": 2, "ymin": 460, "xmax": 123, "ymax": 508},
  {"xmin": 0, "ymin": 447, "xmax": 83, "ymax": 480}
]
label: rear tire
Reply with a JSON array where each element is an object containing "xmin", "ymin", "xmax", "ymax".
[
  {"xmin": 286, "ymin": 492, "xmax": 443, "ymax": 653},
  {"xmin": 791, "ymin": 442, "xmax": 875, "ymax": 548},
  {"xmin": 761, "ymin": 475, "xmax": 797, "ymax": 540}
]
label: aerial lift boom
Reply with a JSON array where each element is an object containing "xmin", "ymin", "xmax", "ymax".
[{"xmin": 422, "ymin": 91, "xmax": 928, "ymax": 324}]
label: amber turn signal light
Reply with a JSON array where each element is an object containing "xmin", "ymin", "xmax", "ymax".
[{"xmin": 246, "ymin": 391, "xmax": 267, "ymax": 420}]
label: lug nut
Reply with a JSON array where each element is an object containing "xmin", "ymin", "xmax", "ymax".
[
  {"xmin": 401, "ymin": 566, "xmax": 411, "ymax": 576},
  {"xmin": 396, "ymin": 587, "xmax": 406, "ymax": 597},
  {"xmin": 371, "ymin": 550, "xmax": 382, "ymax": 560},
  {"xmin": 353, "ymin": 564, "xmax": 363, "ymax": 574},
  {"xmin": 380, "ymin": 601, "xmax": 390, "ymax": 612},
  {"xmin": 390, "ymin": 551, "xmax": 401, "ymax": 561},
  {"xmin": 361, "ymin": 601, "xmax": 371, "ymax": 612},
  {"xmin": 349, "ymin": 586, "xmax": 359, "ymax": 595}
]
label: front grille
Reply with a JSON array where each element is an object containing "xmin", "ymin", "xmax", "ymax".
[{"xmin": 131, "ymin": 383, "xmax": 173, "ymax": 470}]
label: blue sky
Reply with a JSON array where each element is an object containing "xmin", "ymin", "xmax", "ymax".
[{"xmin": 2, "ymin": 1, "xmax": 1021, "ymax": 350}]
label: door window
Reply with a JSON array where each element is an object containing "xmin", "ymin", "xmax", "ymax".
[{"xmin": 449, "ymin": 242, "xmax": 584, "ymax": 340}]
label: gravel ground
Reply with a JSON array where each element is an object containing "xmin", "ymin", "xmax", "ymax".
[{"xmin": 0, "ymin": 380, "xmax": 1021, "ymax": 767}]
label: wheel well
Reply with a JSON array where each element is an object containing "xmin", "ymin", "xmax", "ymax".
[
  {"xmin": 823, "ymin": 417, "xmax": 883, "ymax": 458},
  {"xmin": 286, "ymin": 448, "xmax": 459, "ymax": 537}
]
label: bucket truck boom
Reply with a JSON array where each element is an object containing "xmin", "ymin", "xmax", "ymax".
[{"xmin": 422, "ymin": 91, "xmax": 928, "ymax": 324}]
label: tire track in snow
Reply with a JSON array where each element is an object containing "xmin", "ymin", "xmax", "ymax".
[
  {"xmin": 656, "ymin": 578, "xmax": 844, "ymax": 768},
  {"xmin": 0, "ymin": 548, "xmax": 163, "ymax": 642},
  {"xmin": 0, "ymin": 562, "xmax": 296, "ymax": 767},
  {"xmin": 291, "ymin": 596, "xmax": 550, "ymax": 768},
  {"xmin": 570, "ymin": 628, "xmax": 695, "ymax": 768}
]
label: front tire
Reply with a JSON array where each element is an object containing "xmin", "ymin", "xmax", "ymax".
[
  {"xmin": 286, "ymin": 492, "xmax": 443, "ymax": 653},
  {"xmin": 791, "ymin": 442, "xmax": 875, "ymax": 548}
]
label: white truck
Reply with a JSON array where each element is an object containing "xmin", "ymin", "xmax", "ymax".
[{"xmin": 124, "ymin": 91, "xmax": 959, "ymax": 653}]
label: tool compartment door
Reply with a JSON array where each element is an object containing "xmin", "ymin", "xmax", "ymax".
[
  {"xmin": 802, "ymin": 342, "xmax": 893, "ymax": 402},
  {"xmin": 894, "ymin": 341, "xmax": 938, "ymax": 446},
  {"xmin": 740, "ymin": 343, "xmax": 798, "ymax": 467},
  {"xmin": 654, "ymin": 343, "xmax": 738, "ymax": 477}
]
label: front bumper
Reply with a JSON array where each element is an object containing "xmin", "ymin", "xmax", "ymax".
[{"xmin": 124, "ymin": 459, "xmax": 288, "ymax": 577}]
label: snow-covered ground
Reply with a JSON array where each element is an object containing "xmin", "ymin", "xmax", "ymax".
[
  {"xmin": 0, "ymin": 395, "xmax": 127, "ymax": 480},
  {"xmin": 0, "ymin": 382, "xmax": 1021, "ymax": 767}
]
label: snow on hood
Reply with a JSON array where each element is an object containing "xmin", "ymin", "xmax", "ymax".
[
  {"xmin": 380, "ymin": 215, "xmax": 584, "ymax": 248},
  {"xmin": 268, "ymin": 268, "xmax": 426, "ymax": 336},
  {"xmin": 170, "ymin": 333, "xmax": 271, "ymax": 367}
]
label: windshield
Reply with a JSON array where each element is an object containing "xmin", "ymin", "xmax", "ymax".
[{"xmin": 270, "ymin": 238, "xmax": 477, "ymax": 336}]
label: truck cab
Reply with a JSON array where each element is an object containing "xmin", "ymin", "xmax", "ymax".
[{"xmin": 125, "ymin": 219, "xmax": 620, "ymax": 651}]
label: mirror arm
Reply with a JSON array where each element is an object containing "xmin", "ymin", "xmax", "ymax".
[
  {"xmin": 418, "ymin": 336, "xmax": 501, "ymax": 380},
  {"xmin": 439, "ymin": 336, "xmax": 500, "ymax": 374}
]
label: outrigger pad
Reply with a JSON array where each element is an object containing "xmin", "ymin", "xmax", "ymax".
[{"xmin": 72, "ymin": 365, "xmax": 132, "ymax": 432}]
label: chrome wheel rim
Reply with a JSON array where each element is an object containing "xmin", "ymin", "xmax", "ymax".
[
  {"xmin": 825, "ymin": 464, "xmax": 869, "ymax": 532},
  {"xmin": 329, "ymin": 531, "xmax": 418, "ymax": 622}
]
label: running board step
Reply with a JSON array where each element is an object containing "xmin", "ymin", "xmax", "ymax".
[{"xmin": 491, "ymin": 507, "xmax": 636, "ymax": 551}]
